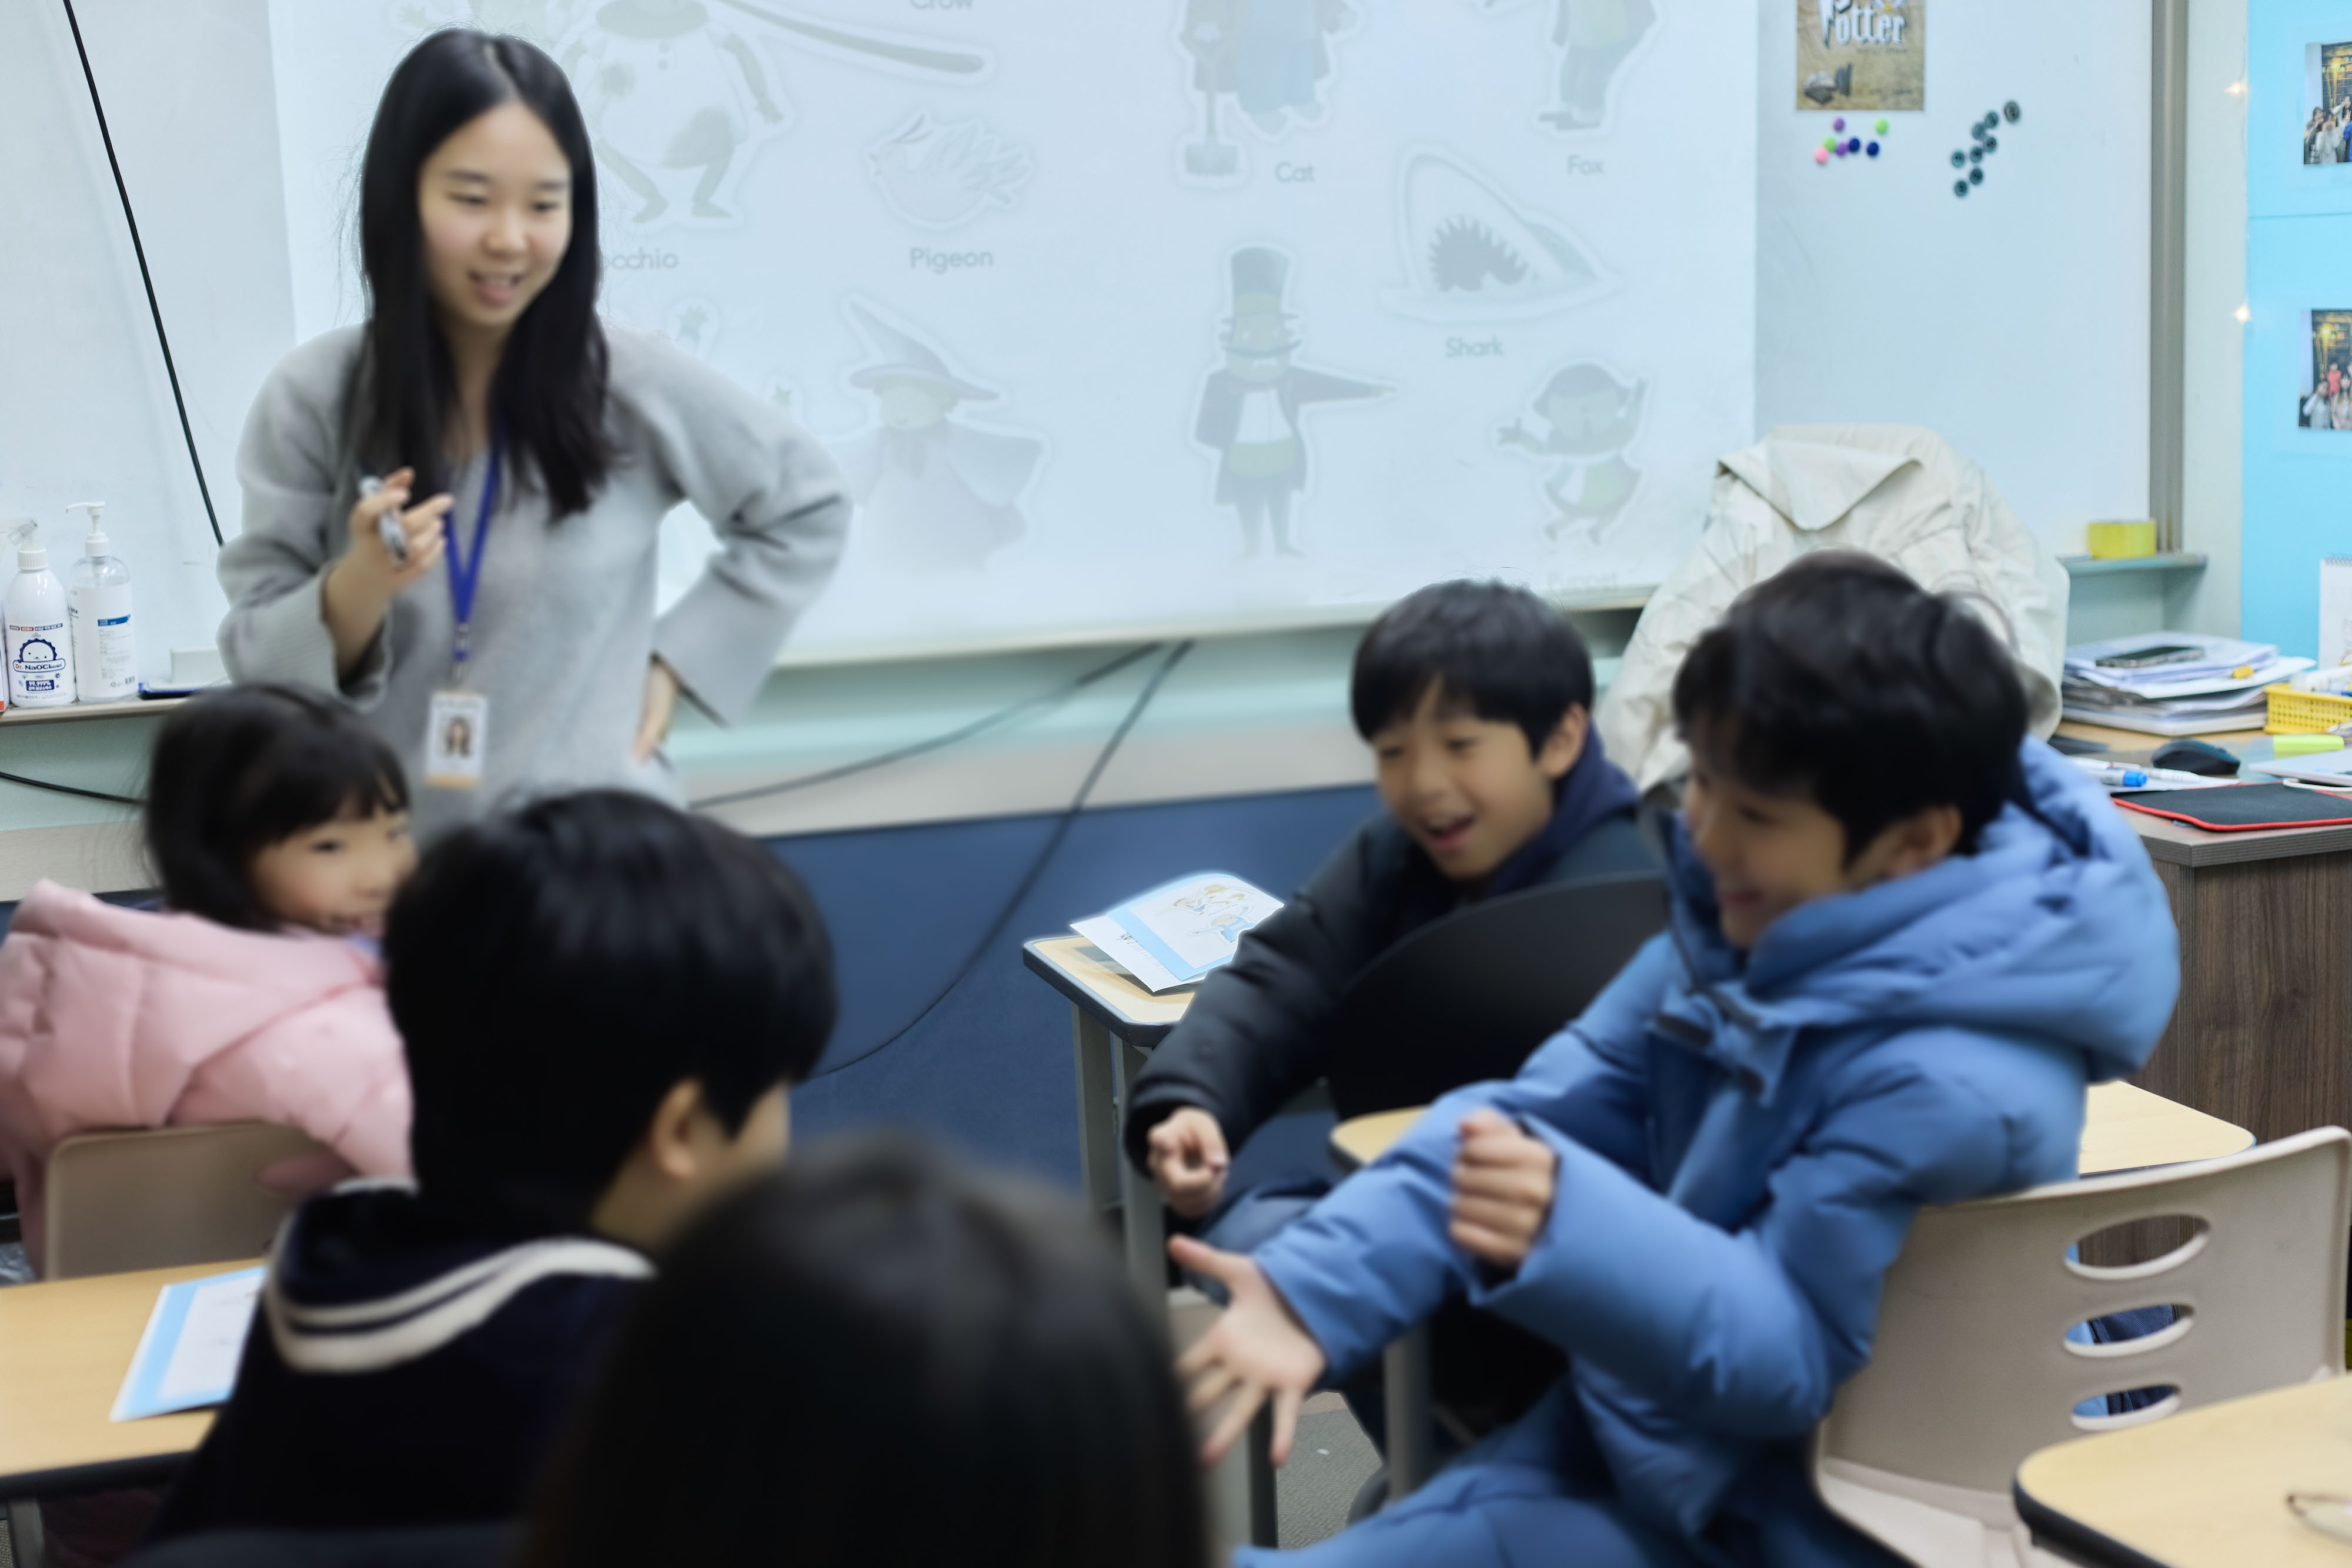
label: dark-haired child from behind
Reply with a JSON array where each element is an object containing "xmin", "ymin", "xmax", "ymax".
[
  {"xmin": 1178, "ymin": 553, "xmax": 2180, "ymax": 1566},
  {"xmin": 521, "ymin": 1134, "xmax": 1208, "ymax": 1568},
  {"xmin": 148, "ymin": 790, "xmax": 837, "ymax": 1540}
]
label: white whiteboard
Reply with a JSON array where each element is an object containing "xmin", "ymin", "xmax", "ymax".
[
  {"xmin": 276, "ymin": 0, "xmax": 1756, "ymax": 660},
  {"xmin": 2, "ymin": 0, "xmax": 2158, "ymax": 670},
  {"xmin": 1754, "ymin": 2, "xmax": 2153, "ymax": 546}
]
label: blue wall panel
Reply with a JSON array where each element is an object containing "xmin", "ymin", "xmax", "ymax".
[{"xmin": 2244, "ymin": 4, "xmax": 2352, "ymax": 653}]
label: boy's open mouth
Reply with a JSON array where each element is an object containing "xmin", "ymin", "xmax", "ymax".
[{"xmin": 1421, "ymin": 814, "xmax": 1476, "ymax": 855}]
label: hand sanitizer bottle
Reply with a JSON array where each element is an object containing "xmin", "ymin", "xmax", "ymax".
[
  {"xmin": 4, "ymin": 521, "xmax": 74, "ymax": 708},
  {"xmin": 65, "ymin": 502, "xmax": 135, "ymax": 703}
]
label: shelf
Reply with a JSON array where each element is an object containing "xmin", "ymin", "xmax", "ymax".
[
  {"xmin": 0, "ymin": 695, "xmax": 181, "ymax": 727},
  {"xmin": 2058, "ymin": 552, "xmax": 2209, "ymax": 579}
]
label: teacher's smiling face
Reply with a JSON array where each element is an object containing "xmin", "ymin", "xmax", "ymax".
[{"xmin": 417, "ymin": 103, "xmax": 573, "ymax": 341}]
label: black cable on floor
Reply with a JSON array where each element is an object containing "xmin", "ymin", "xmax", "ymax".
[
  {"xmin": 59, "ymin": 0, "xmax": 223, "ymax": 546},
  {"xmin": 810, "ymin": 638, "xmax": 1194, "ymax": 1081},
  {"xmin": 690, "ymin": 641, "xmax": 1164, "ymax": 810}
]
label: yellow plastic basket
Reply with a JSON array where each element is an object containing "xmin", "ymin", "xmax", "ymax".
[{"xmin": 2265, "ymin": 683, "xmax": 2352, "ymax": 734}]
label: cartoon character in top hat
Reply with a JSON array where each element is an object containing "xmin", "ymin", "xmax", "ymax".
[
  {"xmin": 834, "ymin": 303, "xmax": 1044, "ymax": 575},
  {"xmin": 1178, "ymin": 0, "xmax": 1358, "ymax": 175},
  {"xmin": 1192, "ymin": 248, "xmax": 1387, "ymax": 557},
  {"xmin": 1540, "ymin": 0, "xmax": 1656, "ymax": 130},
  {"xmin": 1498, "ymin": 362, "xmax": 1646, "ymax": 543}
]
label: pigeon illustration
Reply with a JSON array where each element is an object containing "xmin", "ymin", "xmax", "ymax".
[
  {"xmin": 866, "ymin": 112, "xmax": 1033, "ymax": 229},
  {"xmin": 1382, "ymin": 151, "xmax": 1614, "ymax": 320}
]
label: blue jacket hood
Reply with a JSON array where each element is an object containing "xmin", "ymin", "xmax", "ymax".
[{"xmin": 1658, "ymin": 740, "xmax": 2178, "ymax": 1101}]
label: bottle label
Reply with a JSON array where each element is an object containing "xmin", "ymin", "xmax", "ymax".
[{"xmin": 9, "ymin": 618, "xmax": 71, "ymax": 704}]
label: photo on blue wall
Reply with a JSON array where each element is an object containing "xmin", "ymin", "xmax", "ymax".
[
  {"xmin": 2299, "ymin": 310, "xmax": 2352, "ymax": 429},
  {"xmin": 2303, "ymin": 42, "xmax": 2352, "ymax": 164}
]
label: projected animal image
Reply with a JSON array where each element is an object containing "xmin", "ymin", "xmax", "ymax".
[
  {"xmin": 407, "ymin": 0, "xmax": 994, "ymax": 226},
  {"xmin": 1191, "ymin": 248, "xmax": 1387, "ymax": 558},
  {"xmin": 1175, "ymin": 0, "xmax": 1359, "ymax": 179},
  {"xmin": 1384, "ymin": 151, "xmax": 1613, "ymax": 320}
]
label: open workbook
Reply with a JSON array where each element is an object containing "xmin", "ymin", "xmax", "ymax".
[{"xmin": 1070, "ymin": 872, "xmax": 1283, "ymax": 994}]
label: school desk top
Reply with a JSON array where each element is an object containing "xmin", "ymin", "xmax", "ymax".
[
  {"xmin": 1329, "ymin": 1082, "xmax": 2250, "ymax": 1178},
  {"xmin": 0, "ymin": 1259, "xmax": 259, "ymax": 1496},
  {"xmin": 2015, "ymin": 1375, "xmax": 2352, "ymax": 1567},
  {"xmin": 1021, "ymin": 936, "xmax": 1195, "ymax": 1047},
  {"xmin": 2056, "ymin": 721, "xmax": 2352, "ymax": 868}
]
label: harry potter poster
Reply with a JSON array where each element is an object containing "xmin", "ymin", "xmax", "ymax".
[{"xmin": 1797, "ymin": 0, "xmax": 1923, "ymax": 113}]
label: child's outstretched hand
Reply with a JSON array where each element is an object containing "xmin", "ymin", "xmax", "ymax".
[
  {"xmin": 1449, "ymin": 1108, "xmax": 1559, "ymax": 1273},
  {"xmin": 1170, "ymin": 1235, "xmax": 1327, "ymax": 1467}
]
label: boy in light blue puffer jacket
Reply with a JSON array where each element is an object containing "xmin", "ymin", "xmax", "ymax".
[{"xmin": 1176, "ymin": 553, "xmax": 2181, "ymax": 1566}]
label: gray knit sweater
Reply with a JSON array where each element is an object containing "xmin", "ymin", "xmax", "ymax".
[{"xmin": 218, "ymin": 324, "xmax": 848, "ymax": 842}]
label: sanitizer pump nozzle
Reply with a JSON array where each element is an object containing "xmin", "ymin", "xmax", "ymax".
[{"xmin": 65, "ymin": 502, "xmax": 106, "ymax": 556}]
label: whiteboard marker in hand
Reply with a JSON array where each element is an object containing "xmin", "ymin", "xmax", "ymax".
[{"xmin": 358, "ymin": 475, "xmax": 408, "ymax": 566}]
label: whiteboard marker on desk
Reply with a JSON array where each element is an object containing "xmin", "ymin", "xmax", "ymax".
[{"xmin": 358, "ymin": 476, "xmax": 407, "ymax": 565}]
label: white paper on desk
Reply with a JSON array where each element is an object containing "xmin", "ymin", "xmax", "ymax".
[
  {"xmin": 111, "ymin": 1266, "xmax": 263, "ymax": 1422},
  {"xmin": 2247, "ymin": 749, "xmax": 2352, "ymax": 785},
  {"xmin": 1071, "ymin": 914, "xmax": 1189, "ymax": 993},
  {"xmin": 1110, "ymin": 873, "xmax": 1283, "ymax": 979}
]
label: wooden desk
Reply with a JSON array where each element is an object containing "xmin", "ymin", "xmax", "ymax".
[
  {"xmin": 2049, "ymin": 722, "xmax": 2352, "ymax": 1149},
  {"xmin": 2015, "ymin": 1376, "xmax": 2352, "ymax": 1567},
  {"xmin": 1022, "ymin": 937, "xmax": 1195, "ymax": 1303},
  {"xmin": 0, "ymin": 1260, "xmax": 255, "ymax": 1496},
  {"xmin": 1327, "ymin": 1082, "xmax": 2251, "ymax": 1183}
]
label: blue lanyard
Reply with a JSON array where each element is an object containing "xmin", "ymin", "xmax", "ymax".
[{"xmin": 445, "ymin": 439, "xmax": 502, "ymax": 680}]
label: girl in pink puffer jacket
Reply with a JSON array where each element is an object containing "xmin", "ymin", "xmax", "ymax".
[{"xmin": 0, "ymin": 686, "xmax": 416, "ymax": 1273}]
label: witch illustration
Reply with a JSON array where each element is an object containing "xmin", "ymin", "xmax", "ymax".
[
  {"xmin": 1498, "ymin": 363, "xmax": 1645, "ymax": 543},
  {"xmin": 1192, "ymin": 249, "xmax": 1386, "ymax": 557},
  {"xmin": 1178, "ymin": 0, "xmax": 1357, "ymax": 175},
  {"xmin": 1540, "ymin": 0, "xmax": 1656, "ymax": 131},
  {"xmin": 834, "ymin": 304, "xmax": 1044, "ymax": 576}
]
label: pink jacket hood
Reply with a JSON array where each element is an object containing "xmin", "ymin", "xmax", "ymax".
[{"xmin": 0, "ymin": 880, "xmax": 412, "ymax": 1270}]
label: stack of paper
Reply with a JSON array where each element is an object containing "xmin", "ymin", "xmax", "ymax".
[
  {"xmin": 1071, "ymin": 872, "xmax": 1283, "ymax": 994},
  {"xmin": 2062, "ymin": 635, "xmax": 2313, "ymax": 735}
]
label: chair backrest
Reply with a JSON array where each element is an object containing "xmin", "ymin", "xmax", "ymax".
[
  {"xmin": 45, "ymin": 1122, "xmax": 335, "ymax": 1279},
  {"xmin": 1320, "ymin": 870, "xmax": 1667, "ymax": 1119},
  {"xmin": 1818, "ymin": 1127, "xmax": 2352, "ymax": 1502}
]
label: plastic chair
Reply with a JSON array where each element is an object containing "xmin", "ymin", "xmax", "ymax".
[
  {"xmin": 44, "ymin": 1122, "xmax": 342, "ymax": 1279},
  {"xmin": 1812, "ymin": 1126, "xmax": 2352, "ymax": 1568}
]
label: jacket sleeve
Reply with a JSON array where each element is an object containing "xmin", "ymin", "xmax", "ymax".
[
  {"xmin": 1248, "ymin": 937, "xmax": 1676, "ymax": 1378},
  {"xmin": 216, "ymin": 336, "xmax": 378, "ymax": 701},
  {"xmin": 1122, "ymin": 828, "xmax": 1387, "ymax": 1168},
  {"xmin": 624, "ymin": 333, "xmax": 850, "ymax": 723},
  {"xmin": 1468, "ymin": 1035, "xmax": 2046, "ymax": 1439}
]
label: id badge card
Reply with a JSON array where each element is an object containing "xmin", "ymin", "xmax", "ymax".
[{"xmin": 425, "ymin": 689, "xmax": 490, "ymax": 790}]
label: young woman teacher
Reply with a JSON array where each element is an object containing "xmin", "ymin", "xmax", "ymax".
[{"xmin": 218, "ymin": 31, "xmax": 847, "ymax": 840}]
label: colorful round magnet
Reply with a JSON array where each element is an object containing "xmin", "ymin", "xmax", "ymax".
[
  {"xmin": 2004, "ymin": 101, "xmax": 2022, "ymax": 122},
  {"xmin": 1875, "ymin": 118, "xmax": 1890, "ymax": 134},
  {"xmin": 1954, "ymin": 179, "xmax": 1969, "ymax": 198},
  {"xmin": 1815, "ymin": 147, "xmax": 1830, "ymax": 165},
  {"xmin": 1968, "ymin": 165, "xmax": 1983, "ymax": 185},
  {"xmin": 1833, "ymin": 116, "xmax": 1846, "ymax": 131},
  {"xmin": 1866, "ymin": 141, "xmax": 1880, "ymax": 157}
]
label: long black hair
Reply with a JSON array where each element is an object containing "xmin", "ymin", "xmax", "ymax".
[
  {"xmin": 146, "ymin": 684, "xmax": 410, "ymax": 931},
  {"xmin": 355, "ymin": 29, "xmax": 612, "ymax": 515},
  {"xmin": 521, "ymin": 1134, "xmax": 1208, "ymax": 1568}
]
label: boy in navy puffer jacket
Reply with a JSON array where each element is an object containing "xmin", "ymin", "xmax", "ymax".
[{"xmin": 1176, "ymin": 553, "xmax": 2181, "ymax": 1566}]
